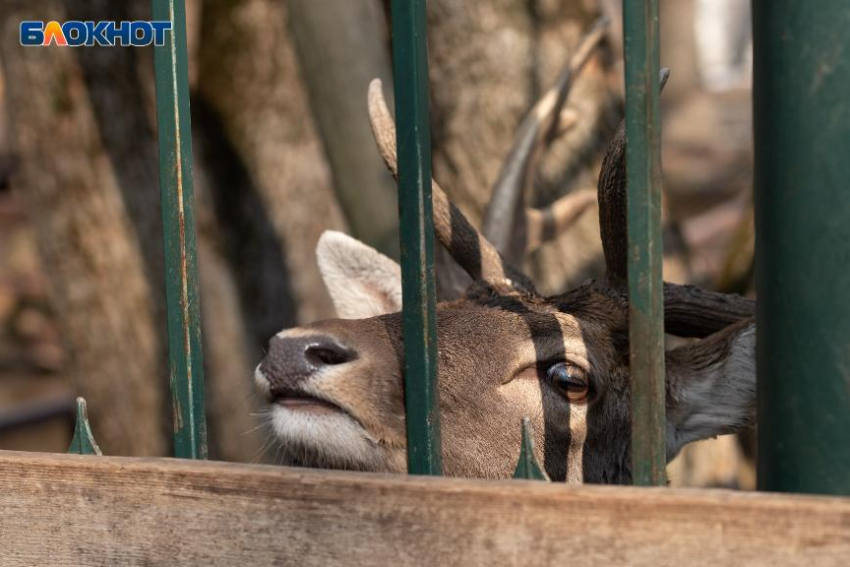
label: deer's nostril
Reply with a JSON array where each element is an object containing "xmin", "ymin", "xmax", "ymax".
[
  {"xmin": 262, "ymin": 334, "xmax": 356, "ymax": 390},
  {"xmin": 305, "ymin": 341, "xmax": 355, "ymax": 367}
]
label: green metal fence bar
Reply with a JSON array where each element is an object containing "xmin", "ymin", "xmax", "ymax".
[
  {"xmin": 68, "ymin": 398, "xmax": 102, "ymax": 456},
  {"xmin": 512, "ymin": 418, "xmax": 549, "ymax": 481},
  {"xmin": 753, "ymin": 0, "xmax": 850, "ymax": 496},
  {"xmin": 390, "ymin": 0, "xmax": 443, "ymax": 475},
  {"xmin": 152, "ymin": 0, "xmax": 207, "ymax": 460},
  {"xmin": 623, "ymin": 0, "xmax": 666, "ymax": 486}
]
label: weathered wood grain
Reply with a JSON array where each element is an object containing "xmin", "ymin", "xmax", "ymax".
[{"xmin": 0, "ymin": 451, "xmax": 848, "ymax": 566}]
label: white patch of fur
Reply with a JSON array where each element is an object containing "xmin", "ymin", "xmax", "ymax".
[
  {"xmin": 269, "ymin": 406, "xmax": 384, "ymax": 470},
  {"xmin": 566, "ymin": 404, "xmax": 588, "ymax": 484},
  {"xmin": 254, "ymin": 363, "xmax": 270, "ymax": 398},
  {"xmin": 255, "ymin": 360, "xmax": 388, "ymax": 471},
  {"xmin": 273, "ymin": 327, "xmax": 327, "ymax": 339},
  {"xmin": 316, "ymin": 231, "xmax": 402, "ymax": 319},
  {"xmin": 667, "ymin": 324, "xmax": 756, "ymax": 459}
]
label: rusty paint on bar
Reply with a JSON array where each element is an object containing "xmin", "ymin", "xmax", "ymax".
[
  {"xmin": 623, "ymin": 0, "xmax": 666, "ymax": 485},
  {"xmin": 152, "ymin": 0, "xmax": 207, "ymax": 459}
]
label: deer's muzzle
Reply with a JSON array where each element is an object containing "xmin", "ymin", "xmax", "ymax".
[{"xmin": 260, "ymin": 334, "xmax": 357, "ymax": 396}]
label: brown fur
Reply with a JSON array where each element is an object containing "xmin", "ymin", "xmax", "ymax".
[{"xmin": 259, "ymin": 273, "xmax": 754, "ymax": 483}]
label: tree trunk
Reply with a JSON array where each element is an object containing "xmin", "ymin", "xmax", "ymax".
[
  {"xmin": 425, "ymin": 1, "xmax": 535, "ymax": 226},
  {"xmin": 287, "ymin": 0, "xmax": 399, "ymax": 257},
  {"xmin": 196, "ymin": 231, "xmax": 264, "ymax": 462},
  {"xmin": 197, "ymin": 0, "xmax": 346, "ymax": 338},
  {"xmin": 0, "ymin": 0, "xmax": 281, "ymax": 459},
  {"xmin": 423, "ymin": 0, "xmax": 619, "ymax": 292},
  {"xmin": 0, "ymin": 0, "xmax": 166, "ymax": 455},
  {"xmin": 0, "ymin": 55, "xmax": 10, "ymax": 190}
]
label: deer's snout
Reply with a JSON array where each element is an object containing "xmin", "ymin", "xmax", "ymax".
[{"xmin": 260, "ymin": 334, "xmax": 357, "ymax": 393}]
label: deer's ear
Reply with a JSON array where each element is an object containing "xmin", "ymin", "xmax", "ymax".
[
  {"xmin": 664, "ymin": 321, "xmax": 756, "ymax": 460},
  {"xmin": 316, "ymin": 231, "xmax": 402, "ymax": 319}
]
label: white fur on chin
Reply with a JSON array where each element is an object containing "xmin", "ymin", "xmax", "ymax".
[
  {"xmin": 269, "ymin": 405, "xmax": 387, "ymax": 471},
  {"xmin": 255, "ymin": 338, "xmax": 401, "ymax": 472}
]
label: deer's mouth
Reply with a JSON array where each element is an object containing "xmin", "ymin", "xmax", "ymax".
[
  {"xmin": 270, "ymin": 387, "xmax": 366, "ymax": 429},
  {"xmin": 272, "ymin": 391, "xmax": 341, "ymax": 415}
]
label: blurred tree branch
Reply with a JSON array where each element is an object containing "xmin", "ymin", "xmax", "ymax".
[{"xmin": 288, "ymin": 0, "xmax": 399, "ymax": 257}]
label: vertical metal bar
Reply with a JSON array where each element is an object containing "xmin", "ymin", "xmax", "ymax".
[
  {"xmin": 753, "ymin": 0, "xmax": 850, "ymax": 496},
  {"xmin": 390, "ymin": 0, "xmax": 443, "ymax": 475},
  {"xmin": 623, "ymin": 0, "xmax": 666, "ymax": 486},
  {"xmin": 153, "ymin": 0, "xmax": 207, "ymax": 460}
]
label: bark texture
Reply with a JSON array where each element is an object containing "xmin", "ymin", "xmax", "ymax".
[
  {"xmin": 424, "ymin": 0, "xmax": 620, "ymax": 293},
  {"xmin": 197, "ymin": 0, "xmax": 346, "ymax": 336},
  {"xmin": 0, "ymin": 0, "xmax": 165, "ymax": 455},
  {"xmin": 192, "ymin": 147, "xmax": 265, "ymax": 462},
  {"xmin": 0, "ymin": 0, "xmax": 318, "ymax": 459}
]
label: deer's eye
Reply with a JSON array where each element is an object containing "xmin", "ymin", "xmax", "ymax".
[{"xmin": 546, "ymin": 362, "xmax": 589, "ymax": 402}]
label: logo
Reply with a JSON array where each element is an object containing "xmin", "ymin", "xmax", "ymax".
[{"xmin": 20, "ymin": 21, "xmax": 172, "ymax": 47}]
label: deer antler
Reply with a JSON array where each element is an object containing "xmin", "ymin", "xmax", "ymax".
[
  {"xmin": 595, "ymin": 68, "xmax": 755, "ymax": 336},
  {"xmin": 597, "ymin": 121, "xmax": 628, "ymax": 285},
  {"xmin": 367, "ymin": 79, "xmax": 535, "ymax": 291},
  {"xmin": 482, "ymin": 16, "xmax": 609, "ymax": 264},
  {"xmin": 598, "ymin": 68, "xmax": 670, "ymax": 286},
  {"xmin": 524, "ymin": 188, "xmax": 597, "ymax": 253}
]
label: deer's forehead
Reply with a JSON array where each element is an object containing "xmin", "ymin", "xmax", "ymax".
[{"xmin": 433, "ymin": 304, "xmax": 616, "ymax": 363}]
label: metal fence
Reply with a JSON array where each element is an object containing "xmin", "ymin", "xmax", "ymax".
[
  {"xmin": 65, "ymin": 0, "xmax": 849, "ymax": 496},
  {"xmin": 386, "ymin": 0, "xmax": 668, "ymax": 483},
  {"xmin": 0, "ymin": 1, "xmax": 844, "ymax": 565}
]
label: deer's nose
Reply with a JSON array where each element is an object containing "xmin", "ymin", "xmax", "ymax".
[{"xmin": 260, "ymin": 334, "xmax": 357, "ymax": 391}]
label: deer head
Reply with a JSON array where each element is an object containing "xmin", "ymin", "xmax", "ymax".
[{"xmin": 255, "ymin": 27, "xmax": 756, "ymax": 483}]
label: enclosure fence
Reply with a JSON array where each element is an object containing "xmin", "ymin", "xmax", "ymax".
[
  {"xmin": 144, "ymin": 0, "xmax": 850, "ymax": 493},
  {"xmin": 142, "ymin": 0, "xmax": 672, "ymax": 482},
  {"xmin": 68, "ymin": 0, "xmax": 849, "ymax": 495},
  {"xmin": 3, "ymin": 0, "xmax": 850, "ymax": 565}
]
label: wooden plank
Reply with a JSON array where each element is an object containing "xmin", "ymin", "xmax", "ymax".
[{"xmin": 0, "ymin": 451, "xmax": 848, "ymax": 566}]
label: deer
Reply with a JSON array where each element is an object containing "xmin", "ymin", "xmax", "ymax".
[{"xmin": 254, "ymin": 23, "xmax": 756, "ymax": 484}]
